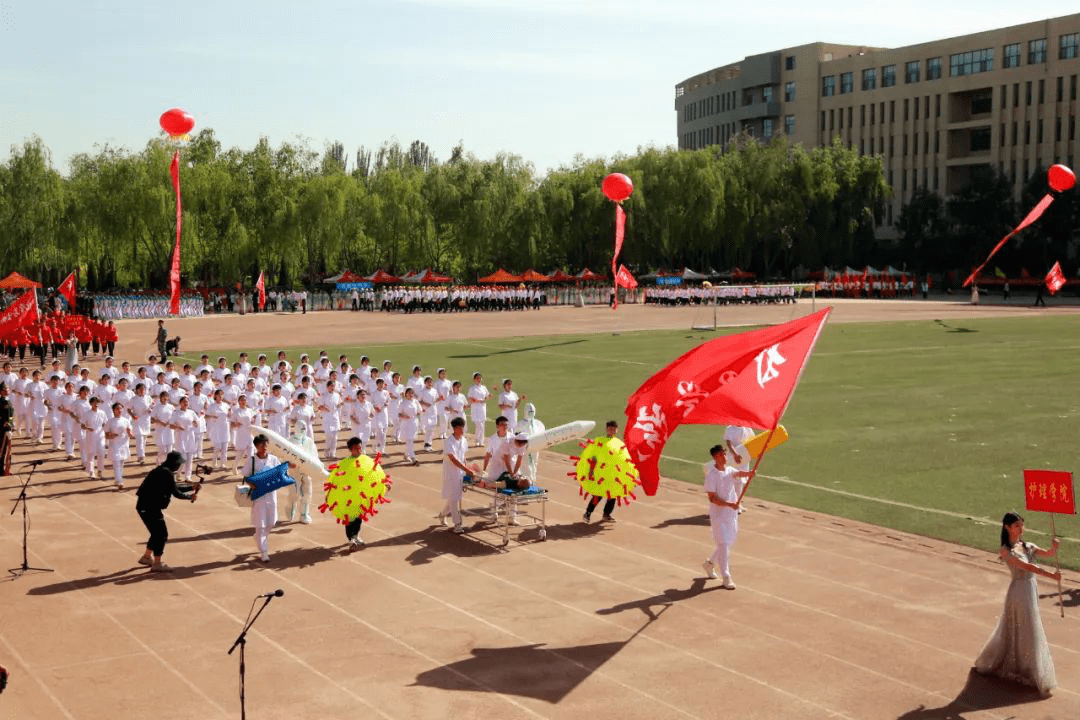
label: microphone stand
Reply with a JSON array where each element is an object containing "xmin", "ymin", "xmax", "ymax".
[
  {"xmin": 8, "ymin": 461, "xmax": 52, "ymax": 578},
  {"xmin": 227, "ymin": 594, "xmax": 279, "ymax": 720}
]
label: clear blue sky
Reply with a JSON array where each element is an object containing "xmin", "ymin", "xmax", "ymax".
[{"xmin": 1, "ymin": 1, "xmax": 1075, "ymax": 176}]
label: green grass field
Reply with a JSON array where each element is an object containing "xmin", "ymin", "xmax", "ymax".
[{"xmin": 190, "ymin": 313, "xmax": 1080, "ymax": 566}]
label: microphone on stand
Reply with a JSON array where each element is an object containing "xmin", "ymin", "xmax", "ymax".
[
  {"xmin": 21, "ymin": 460, "xmax": 46, "ymax": 466},
  {"xmin": 257, "ymin": 589, "xmax": 284, "ymax": 599}
]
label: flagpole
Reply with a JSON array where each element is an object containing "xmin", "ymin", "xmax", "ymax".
[{"xmin": 1050, "ymin": 513, "xmax": 1064, "ymax": 618}]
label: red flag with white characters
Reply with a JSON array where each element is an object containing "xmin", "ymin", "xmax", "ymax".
[
  {"xmin": 624, "ymin": 308, "xmax": 831, "ymax": 495},
  {"xmin": 1046, "ymin": 261, "xmax": 1066, "ymax": 295},
  {"xmin": 256, "ymin": 271, "xmax": 266, "ymax": 310},
  {"xmin": 0, "ymin": 290, "xmax": 39, "ymax": 336},
  {"xmin": 615, "ymin": 264, "xmax": 638, "ymax": 289},
  {"xmin": 57, "ymin": 271, "xmax": 77, "ymax": 308},
  {"xmin": 169, "ymin": 150, "xmax": 182, "ymax": 316}
]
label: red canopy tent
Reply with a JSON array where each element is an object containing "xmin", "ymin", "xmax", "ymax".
[
  {"xmin": 366, "ymin": 269, "xmax": 402, "ymax": 284},
  {"xmin": 477, "ymin": 269, "xmax": 523, "ymax": 284},
  {"xmin": 547, "ymin": 269, "xmax": 575, "ymax": 283},
  {"xmin": 576, "ymin": 268, "xmax": 605, "ymax": 281},
  {"xmin": 519, "ymin": 269, "xmax": 550, "ymax": 282},
  {"xmin": 0, "ymin": 271, "xmax": 42, "ymax": 290},
  {"xmin": 407, "ymin": 268, "xmax": 454, "ymax": 284},
  {"xmin": 325, "ymin": 269, "xmax": 367, "ymax": 283}
]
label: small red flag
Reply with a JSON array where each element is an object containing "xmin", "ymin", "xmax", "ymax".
[
  {"xmin": 1046, "ymin": 261, "xmax": 1066, "ymax": 295},
  {"xmin": 0, "ymin": 290, "xmax": 38, "ymax": 336},
  {"xmin": 256, "ymin": 271, "xmax": 266, "ymax": 310},
  {"xmin": 169, "ymin": 150, "xmax": 182, "ymax": 316},
  {"xmin": 57, "ymin": 271, "xmax": 77, "ymax": 308},
  {"xmin": 615, "ymin": 264, "xmax": 638, "ymax": 289},
  {"xmin": 624, "ymin": 308, "xmax": 831, "ymax": 495}
]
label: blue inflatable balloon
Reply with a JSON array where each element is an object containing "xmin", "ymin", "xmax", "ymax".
[{"xmin": 246, "ymin": 462, "xmax": 295, "ymax": 502}]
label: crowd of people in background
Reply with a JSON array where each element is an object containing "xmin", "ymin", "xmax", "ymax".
[{"xmin": 645, "ymin": 285, "xmax": 803, "ymax": 305}]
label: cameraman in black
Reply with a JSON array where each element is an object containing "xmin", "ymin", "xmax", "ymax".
[{"xmin": 134, "ymin": 451, "xmax": 199, "ymax": 572}]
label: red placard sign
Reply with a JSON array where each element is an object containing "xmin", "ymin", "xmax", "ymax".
[{"xmin": 1023, "ymin": 469, "xmax": 1075, "ymax": 514}]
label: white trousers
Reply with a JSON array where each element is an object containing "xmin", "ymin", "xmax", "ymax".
[{"xmin": 708, "ymin": 541, "xmax": 732, "ymax": 578}]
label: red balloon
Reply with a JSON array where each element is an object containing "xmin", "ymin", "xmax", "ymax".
[
  {"xmin": 602, "ymin": 173, "xmax": 634, "ymax": 203},
  {"xmin": 159, "ymin": 108, "xmax": 195, "ymax": 138},
  {"xmin": 1048, "ymin": 164, "xmax": 1076, "ymax": 192}
]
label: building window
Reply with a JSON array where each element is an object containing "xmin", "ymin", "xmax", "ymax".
[
  {"xmin": 927, "ymin": 57, "xmax": 942, "ymax": 80},
  {"xmin": 784, "ymin": 81, "xmax": 796, "ymax": 102},
  {"xmin": 1073, "ymin": 75, "xmax": 1078, "ymax": 101},
  {"xmin": 971, "ymin": 127, "xmax": 991, "ymax": 152},
  {"xmin": 862, "ymin": 68, "xmax": 876, "ymax": 90},
  {"xmin": 972, "ymin": 89, "xmax": 993, "ymax": 115},
  {"xmin": 903, "ymin": 98, "xmax": 909, "ymax": 121},
  {"xmin": 913, "ymin": 132, "xmax": 918, "ymax": 154},
  {"xmin": 1026, "ymin": 81, "xmax": 1032, "ymax": 105},
  {"xmin": 950, "ymin": 48, "xmax": 993, "ymax": 76},
  {"xmin": 840, "ymin": 72, "xmax": 853, "ymax": 94},
  {"xmin": 935, "ymin": 94, "xmax": 941, "ymax": 117},
  {"xmin": 821, "ymin": 111, "xmax": 826, "ymax": 131},
  {"xmin": 1004, "ymin": 43, "xmax": 1021, "ymax": 68},
  {"xmin": 1029, "ymin": 38, "xmax": 1047, "ymax": 64},
  {"xmin": 902, "ymin": 134, "xmax": 908, "ymax": 156},
  {"xmin": 743, "ymin": 89, "xmax": 754, "ymax": 106},
  {"xmin": 1037, "ymin": 119, "xmax": 1043, "ymax": 144},
  {"xmin": 785, "ymin": 115, "xmax": 795, "ymax": 135},
  {"xmin": 1025, "ymin": 120, "xmax": 1031, "ymax": 144},
  {"xmin": 1057, "ymin": 76, "xmax": 1064, "ymax": 102},
  {"xmin": 1011, "ymin": 121, "xmax": 1017, "ymax": 144},
  {"xmin": 763, "ymin": 86, "xmax": 773, "ymax": 103},
  {"xmin": 882, "ymin": 64, "xmax": 896, "ymax": 87},
  {"xmin": 1063, "ymin": 34, "xmax": 1079, "ymax": 59},
  {"xmin": 764, "ymin": 118, "xmax": 774, "ymax": 138},
  {"xmin": 905, "ymin": 61, "xmax": 920, "ymax": 83},
  {"xmin": 1039, "ymin": 79, "xmax": 1045, "ymax": 104},
  {"xmin": 786, "ymin": 55, "xmax": 796, "ymax": 70},
  {"xmin": 861, "ymin": 105, "xmax": 866, "ymax": 125},
  {"xmin": 822, "ymin": 75, "xmax": 836, "ymax": 97},
  {"xmin": 1056, "ymin": 117, "xmax": 1062, "ymax": 142},
  {"xmin": 889, "ymin": 100, "xmax": 895, "ymax": 122},
  {"xmin": 870, "ymin": 103, "xmax": 875, "ymax": 124}
]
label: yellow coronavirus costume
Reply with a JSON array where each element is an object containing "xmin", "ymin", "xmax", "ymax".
[
  {"xmin": 319, "ymin": 454, "xmax": 391, "ymax": 524},
  {"xmin": 569, "ymin": 437, "xmax": 640, "ymax": 506}
]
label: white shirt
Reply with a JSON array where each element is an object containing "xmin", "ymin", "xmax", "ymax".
[
  {"xmin": 703, "ymin": 463, "xmax": 740, "ymax": 543},
  {"xmin": 442, "ymin": 434, "xmax": 469, "ymax": 500},
  {"xmin": 484, "ymin": 433, "xmax": 511, "ymax": 477}
]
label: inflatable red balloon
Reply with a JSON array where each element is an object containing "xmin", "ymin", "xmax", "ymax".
[
  {"xmin": 1048, "ymin": 164, "xmax": 1076, "ymax": 192},
  {"xmin": 602, "ymin": 173, "xmax": 634, "ymax": 203},
  {"xmin": 159, "ymin": 108, "xmax": 195, "ymax": 138}
]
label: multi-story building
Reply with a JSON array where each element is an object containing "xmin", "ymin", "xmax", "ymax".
[{"xmin": 675, "ymin": 13, "xmax": 1080, "ymax": 234}]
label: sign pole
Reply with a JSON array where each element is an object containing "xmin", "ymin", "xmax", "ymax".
[{"xmin": 1050, "ymin": 513, "xmax": 1064, "ymax": 618}]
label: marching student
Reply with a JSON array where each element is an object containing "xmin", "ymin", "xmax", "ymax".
[
  {"xmin": 244, "ymin": 434, "xmax": 282, "ymax": 563},
  {"xmin": 317, "ymin": 379, "xmax": 342, "ymax": 459},
  {"xmin": 342, "ymin": 437, "xmax": 367, "ymax": 548},
  {"xmin": 169, "ymin": 395, "xmax": 200, "ymax": 481},
  {"xmin": 205, "ymin": 388, "xmax": 231, "ymax": 469},
  {"xmin": 497, "ymin": 378, "xmax": 523, "ymax": 430},
  {"xmin": 433, "ymin": 368, "xmax": 452, "ymax": 440},
  {"xmin": 288, "ymin": 391, "xmax": 315, "ymax": 446},
  {"xmin": 584, "ymin": 421, "xmax": 621, "ymax": 523},
  {"xmin": 397, "ymin": 386, "xmax": 421, "ymax": 465},
  {"xmin": 81, "ymin": 396, "xmax": 108, "ymax": 480},
  {"xmin": 264, "ymin": 384, "xmax": 290, "ymax": 436},
  {"xmin": 439, "ymin": 417, "xmax": 471, "ymax": 534},
  {"xmin": 105, "ymin": 402, "xmax": 134, "ymax": 488},
  {"xmin": 418, "ymin": 376, "xmax": 438, "ymax": 451},
  {"xmin": 350, "ymin": 388, "xmax": 374, "ymax": 455},
  {"xmin": 129, "ymin": 382, "xmax": 153, "ymax": 464},
  {"xmin": 369, "ymin": 379, "xmax": 389, "ymax": 454},
  {"xmin": 467, "ymin": 372, "xmax": 489, "ymax": 447},
  {"xmin": 151, "ymin": 391, "xmax": 175, "ymax": 464},
  {"xmin": 229, "ymin": 394, "xmax": 256, "ymax": 476}
]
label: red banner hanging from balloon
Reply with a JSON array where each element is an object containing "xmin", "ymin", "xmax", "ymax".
[
  {"xmin": 169, "ymin": 150, "xmax": 182, "ymax": 316},
  {"xmin": 611, "ymin": 205, "xmax": 626, "ymax": 309}
]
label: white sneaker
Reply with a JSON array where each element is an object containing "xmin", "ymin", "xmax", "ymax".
[
  {"xmin": 260, "ymin": 553, "xmax": 270, "ymax": 563},
  {"xmin": 350, "ymin": 536, "xmax": 364, "ymax": 547},
  {"xmin": 300, "ymin": 514, "xmax": 312, "ymax": 525},
  {"xmin": 721, "ymin": 575, "xmax": 736, "ymax": 590},
  {"xmin": 452, "ymin": 525, "xmax": 465, "ymax": 534},
  {"xmin": 437, "ymin": 512, "xmax": 450, "ymax": 527},
  {"xmin": 702, "ymin": 561, "xmax": 718, "ymax": 579},
  {"xmin": 509, "ymin": 516, "xmax": 521, "ymax": 526}
]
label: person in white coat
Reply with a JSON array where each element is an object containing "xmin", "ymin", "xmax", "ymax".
[
  {"xmin": 170, "ymin": 395, "xmax": 200, "ymax": 481},
  {"xmin": 104, "ymin": 402, "xmax": 134, "ymax": 488},
  {"xmin": 369, "ymin": 380, "xmax": 389, "ymax": 454},
  {"xmin": 128, "ymin": 383, "xmax": 153, "ymax": 464},
  {"xmin": 288, "ymin": 392, "xmax": 316, "ymax": 446},
  {"xmin": 439, "ymin": 417, "xmax": 471, "ymax": 533},
  {"xmin": 263, "ymin": 384, "xmax": 290, "ymax": 437},
  {"xmin": 205, "ymin": 388, "xmax": 231, "ymax": 468},
  {"xmin": 229, "ymin": 394, "xmax": 256, "ymax": 476},
  {"xmin": 27, "ymin": 370, "xmax": 48, "ymax": 444},
  {"xmin": 467, "ymin": 372, "xmax": 489, "ymax": 447},
  {"xmin": 350, "ymin": 389, "xmax": 374, "ymax": 455},
  {"xmin": 496, "ymin": 378, "xmax": 523, "ymax": 431},
  {"xmin": 433, "ymin": 368, "xmax": 452, "ymax": 440},
  {"xmin": 44, "ymin": 375, "xmax": 65, "ymax": 451},
  {"xmin": 397, "ymin": 386, "xmax": 420, "ymax": 465},
  {"xmin": 81, "ymin": 397, "xmax": 108, "ymax": 480},
  {"xmin": 58, "ymin": 382, "xmax": 78, "ymax": 460},
  {"xmin": 417, "ymin": 376, "xmax": 439, "ymax": 451},
  {"xmin": 151, "ymin": 392, "xmax": 176, "ymax": 465},
  {"xmin": 702, "ymin": 444, "xmax": 753, "ymax": 588}
]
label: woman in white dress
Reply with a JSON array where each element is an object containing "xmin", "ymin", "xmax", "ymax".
[
  {"xmin": 128, "ymin": 383, "xmax": 152, "ymax": 464},
  {"xmin": 188, "ymin": 381, "xmax": 208, "ymax": 460},
  {"xmin": 974, "ymin": 512, "xmax": 1060, "ymax": 696},
  {"xmin": 264, "ymin": 384, "xmax": 290, "ymax": 437},
  {"xmin": 151, "ymin": 391, "xmax": 175, "ymax": 465},
  {"xmin": 81, "ymin": 397, "xmax": 108, "ymax": 479},
  {"xmin": 317, "ymin": 380, "xmax": 342, "ymax": 459},
  {"xmin": 169, "ymin": 395, "xmax": 199, "ymax": 481},
  {"xmin": 446, "ymin": 381, "xmax": 466, "ymax": 426},
  {"xmin": 229, "ymin": 394, "xmax": 256, "ymax": 476},
  {"xmin": 418, "ymin": 376, "xmax": 439, "ymax": 451},
  {"xmin": 288, "ymin": 391, "xmax": 316, "ymax": 446},
  {"xmin": 497, "ymin": 378, "xmax": 523, "ymax": 431},
  {"xmin": 369, "ymin": 380, "xmax": 389, "ymax": 454},
  {"xmin": 466, "ymin": 372, "xmax": 489, "ymax": 447},
  {"xmin": 350, "ymin": 389, "xmax": 374, "ymax": 455}
]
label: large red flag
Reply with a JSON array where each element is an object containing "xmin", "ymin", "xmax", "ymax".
[
  {"xmin": 0, "ymin": 290, "xmax": 39, "ymax": 336},
  {"xmin": 624, "ymin": 308, "xmax": 831, "ymax": 495},
  {"xmin": 57, "ymin": 271, "xmax": 77, "ymax": 308},
  {"xmin": 169, "ymin": 150, "xmax": 182, "ymax": 315},
  {"xmin": 1046, "ymin": 261, "xmax": 1066, "ymax": 295},
  {"xmin": 255, "ymin": 271, "xmax": 266, "ymax": 310},
  {"xmin": 611, "ymin": 205, "xmax": 626, "ymax": 309}
]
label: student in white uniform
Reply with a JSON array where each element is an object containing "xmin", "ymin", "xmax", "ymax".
[
  {"xmin": 702, "ymin": 444, "xmax": 753, "ymax": 588},
  {"xmin": 467, "ymin": 372, "xmax": 489, "ymax": 447},
  {"xmin": 44, "ymin": 374, "xmax": 65, "ymax": 451},
  {"xmin": 129, "ymin": 382, "xmax": 153, "ymax": 464},
  {"xmin": 188, "ymin": 381, "xmax": 208, "ymax": 460},
  {"xmin": 497, "ymin": 378, "xmax": 522, "ymax": 430},
  {"xmin": 369, "ymin": 380, "xmax": 389, "ymax": 454},
  {"xmin": 397, "ymin": 386, "xmax": 420, "ymax": 465},
  {"xmin": 81, "ymin": 396, "xmax": 108, "ymax": 479},
  {"xmin": 72, "ymin": 385, "xmax": 92, "ymax": 469},
  {"xmin": 244, "ymin": 434, "xmax": 283, "ymax": 563},
  {"xmin": 288, "ymin": 392, "xmax": 316, "ymax": 446},
  {"xmin": 417, "ymin": 376, "xmax": 439, "ymax": 451},
  {"xmin": 205, "ymin": 388, "xmax": 231, "ymax": 468},
  {"xmin": 439, "ymin": 417, "xmax": 471, "ymax": 533},
  {"xmin": 105, "ymin": 402, "xmax": 134, "ymax": 488},
  {"xmin": 433, "ymin": 368, "xmax": 452, "ymax": 439},
  {"xmin": 264, "ymin": 384, "xmax": 290, "ymax": 436},
  {"xmin": 58, "ymin": 382, "xmax": 79, "ymax": 459},
  {"xmin": 317, "ymin": 380, "xmax": 342, "ymax": 459},
  {"xmin": 170, "ymin": 395, "xmax": 200, "ymax": 481},
  {"xmin": 388, "ymin": 372, "xmax": 405, "ymax": 443},
  {"xmin": 27, "ymin": 370, "xmax": 48, "ymax": 444},
  {"xmin": 350, "ymin": 389, "xmax": 374, "ymax": 455},
  {"xmin": 151, "ymin": 391, "xmax": 176, "ymax": 464},
  {"xmin": 229, "ymin": 394, "xmax": 256, "ymax": 476}
]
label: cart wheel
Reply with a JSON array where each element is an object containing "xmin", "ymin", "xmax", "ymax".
[{"xmin": 538, "ymin": 529, "xmax": 547, "ymax": 541}]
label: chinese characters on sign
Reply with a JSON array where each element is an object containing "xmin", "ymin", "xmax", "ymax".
[{"xmin": 1023, "ymin": 469, "xmax": 1075, "ymax": 515}]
